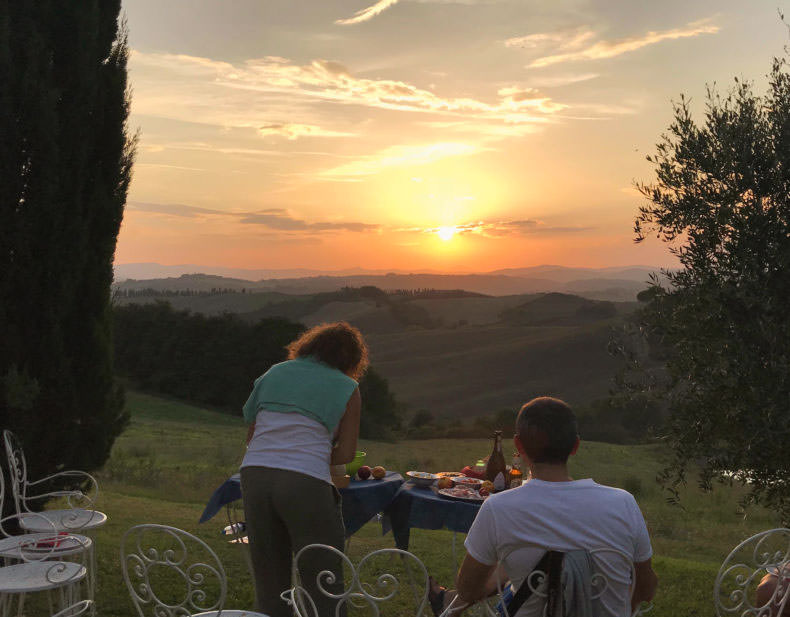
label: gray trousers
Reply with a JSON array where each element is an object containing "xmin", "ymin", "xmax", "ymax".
[{"xmin": 241, "ymin": 466, "xmax": 346, "ymax": 617}]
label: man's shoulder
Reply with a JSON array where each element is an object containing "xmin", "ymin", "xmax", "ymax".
[{"xmin": 485, "ymin": 479, "xmax": 637, "ymax": 509}]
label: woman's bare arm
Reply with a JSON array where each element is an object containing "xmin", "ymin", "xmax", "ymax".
[
  {"xmin": 246, "ymin": 421, "xmax": 256, "ymax": 445},
  {"xmin": 331, "ymin": 388, "xmax": 361, "ymax": 465}
]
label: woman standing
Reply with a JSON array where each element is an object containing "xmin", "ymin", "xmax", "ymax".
[{"xmin": 240, "ymin": 321, "xmax": 367, "ymax": 617}]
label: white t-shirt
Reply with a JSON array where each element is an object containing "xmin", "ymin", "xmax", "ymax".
[
  {"xmin": 240, "ymin": 409, "xmax": 334, "ymax": 484},
  {"xmin": 464, "ymin": 478, "xmax": 652, "ymax": 617}
]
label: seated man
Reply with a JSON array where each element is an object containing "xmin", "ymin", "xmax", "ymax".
[{"xmin": 430, "ymin": 397, "xmax": 658, "ymax": 616}]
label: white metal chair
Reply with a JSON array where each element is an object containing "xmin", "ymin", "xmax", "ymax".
[
  {"xmin": 714, "ymin": 527, "xmax": 790, "ymax": 617},
  {"xmin": 440, "ymin": 545, "xmax": 651, "ymax": 617},
  {"xmin": 121, "ymin": 523, "xmax": 269, "ymax": 617},
  {"xmin": 51, "ymin": 600, "xmax": 93, "ymax": 616},
  {"xmin": 281, "ymin": 543, "xmax": 430, "ymax": 617},
  {"xmin": 0, "ymin": 468, "xmax": 88, "ymax": 617},
  {"xmin": 3, "ymin": 430, "xmax": 107, "ymax": 533}
]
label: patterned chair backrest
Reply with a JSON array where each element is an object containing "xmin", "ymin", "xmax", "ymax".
[
  {"xmin": 444, "ymin": 545, "xmax": 649, "ymax": 617},
  {"xmin": 3, "ymin": 429, "xmax": 28, "ymax": 513},
  {"xmin": 51, "ymin": 600, "xmax": 93, "ymax": 617},
  {"xmin": 0, "ymin": 461, "xmax": 87, "ymax": 588},
  {"xmin": 283, "ymin": 543, "xmax": 430, "ymax": 617},
  {"xmin": 121, "ymin": 524, "xmax": 228, "ymax": 617},
  {"xmin": 715, "ymin": 528, "xmax": 790, "ymax": 617}
]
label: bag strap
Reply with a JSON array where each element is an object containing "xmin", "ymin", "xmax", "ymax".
[{"xmin": 504, "ymin": 550, "xmax": 564, "ymax": 617}]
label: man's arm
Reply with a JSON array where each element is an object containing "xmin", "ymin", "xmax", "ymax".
[
  {"xmin": 455, "ymin": 554, "xmax": 497, "ymax": 608},
  {"xmin": 631, "ymin": 558, "xmax": 658, "ymax": 611}
]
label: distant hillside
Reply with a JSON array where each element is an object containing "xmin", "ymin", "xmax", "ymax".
[
  {"xmin": 114, "ymin": 284, "xmax": 638, "ymax": 416},
  {"xmin": 113, "ymin": 265, "xmax": 659, "ymax": 301}
]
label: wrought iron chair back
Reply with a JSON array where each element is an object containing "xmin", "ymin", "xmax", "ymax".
[
  {"xmin": 281, "ymin": 543, "xmax": 430, "ymax": 617},
  {"xmin": 3, "ymin": 429, "xmax": 100, "ymax": 530},
  {"xmin": 3, "ymin": 429, "xmax": 28, "ymax": 515},
  {"xmin": 51, "ymin": 600, "xmax": 93, "ymax": 617},
  {"xmin": 0, "ymin": 466, "xmax": 88, "ymax": 590},
  {"xmin": 714, "ymin": 527, "xmax": 790, "ymax": 617},
  {"xmin": 441, "ymin": 545, "xmax": 650, "ymax": 617},
  {"xmin": 121, "ymin": 524, "xmax": 229, "ymax": 617}
]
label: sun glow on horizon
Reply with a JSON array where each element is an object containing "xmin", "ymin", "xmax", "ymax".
[{"xmin": 437, "ymin": 226, "xmax": 457, "ymax": 241}]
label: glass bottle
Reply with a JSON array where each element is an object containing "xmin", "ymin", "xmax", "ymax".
[
  {"xmin": 509, "ymin": 452, "xmax": 523, "ymax": 488},
  {"xmin": 485, "ymin": 430, "xmax": 508, "ymax": 491}
]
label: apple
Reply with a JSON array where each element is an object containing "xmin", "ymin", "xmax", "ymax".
[
  {"xmin": 357, "ymin": 465, "xmax": 372, "ymax": 480},
  {"xmin": 479, "ymin": 487, "xmax": 491, "ymax": 497},
  {"xmin": 372, "ymin": 465, "xmax": 386, "ymax": 479},
  {"xmin": 437, "ymin": 477, "xmax": 454, "ymax": 489}
]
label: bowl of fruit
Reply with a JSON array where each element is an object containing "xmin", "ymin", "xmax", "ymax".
[{"xmin": 406, "ymin": 471, "xmax": 438, "ymax": 488}]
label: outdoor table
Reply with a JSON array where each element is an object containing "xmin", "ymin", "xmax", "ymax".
[
  {"xmin": 382, "ymin": 483, "xmax": 483, "ymax": 568},
  {"xmin": 199, "ymin": 471, "xmax": 405, "ymax": 537}
]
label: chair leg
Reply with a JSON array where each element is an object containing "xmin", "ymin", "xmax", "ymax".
[{"xmin": 19, "ymin": 591, "xmax": 28, "ymax": 617}]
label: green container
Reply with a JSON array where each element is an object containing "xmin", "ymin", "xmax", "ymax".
[{"xmin": 346, "ymin": 451, "xmax": 367, "ymax": 476}]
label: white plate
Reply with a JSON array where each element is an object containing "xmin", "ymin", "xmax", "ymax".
[{"xmin": 437, "ymin": 487, "xmax": 486, "ymax": 503}]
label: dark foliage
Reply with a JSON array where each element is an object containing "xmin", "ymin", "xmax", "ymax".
[
  {"xmin": 114, "ymin": 302, "xmax": 302, "ymax": 410},
  {"xmin": 113, "ymin": 303, "xmax": 402, "ymax": 439},
  {"xmin": 0, "ymin": 3, "xmax": 134, "ymax": 492},
  {"xmin": 627, "ymin": 53, "xmax": 790, "ymax": 521}
]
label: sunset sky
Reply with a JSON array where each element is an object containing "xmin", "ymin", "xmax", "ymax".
[{"xmin": 118, "ymin": 0, "xmax": 788, "ymax": 272}]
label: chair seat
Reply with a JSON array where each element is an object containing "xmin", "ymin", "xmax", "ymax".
[
  {"xmin": 190, "ymin": 609, "xmax": 269, "ymax": 617},
  {"xmin": 0, "ymin": 532, "xmax": 91, "ymax": 559},
  {"xmin": 0, "ymin": 561, "xmax": 86, "ymax": 593},
  {"xmin": 19, "ymin": 509, "xmax": 107, "ymax": 533}
]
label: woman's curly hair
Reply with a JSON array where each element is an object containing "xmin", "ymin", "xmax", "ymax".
[{"xmin": 287, "ymin": 322, "xmax": 369, "ymax": 380}]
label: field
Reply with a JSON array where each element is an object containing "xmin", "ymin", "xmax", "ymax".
[
  {"xmin": 78, "ymin": 391, "xmax": 782, "ymax": 616},
  {"xmin": 115, "ymin": 290, "xmax": 639, "ymax": 417}
]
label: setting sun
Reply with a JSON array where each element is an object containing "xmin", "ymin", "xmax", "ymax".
[{"xmin": 437, "ymin": 226, "xmax": 457, "ymax": 242}]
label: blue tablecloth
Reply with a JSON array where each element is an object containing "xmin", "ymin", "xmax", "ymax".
[
  {"xmin": 383, "ymin": 483, "xmax": 483, "ymax": 550},
  {"xmin": 199, "ymin": 471, "xmax": 405, "ymax": 537}
]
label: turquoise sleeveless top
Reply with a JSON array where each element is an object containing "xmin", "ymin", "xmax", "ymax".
[{"xmin": 242, "ymin": 357, "xmax": 358, "ymax": 433}]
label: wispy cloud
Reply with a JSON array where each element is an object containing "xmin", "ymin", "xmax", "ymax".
[
  {"xmin": 127, "ymin": 201, "xmax": 229, "ymax": 218},
  {"xmin": 320, "ymin": 142, "xmax": 480, "ymax": 178},
  {"xmin": 239, "ymin": 212, "xmax": 379, "ymax": 232},
  {"xmin": 336, "ymin": 0, "xmax": 401, "ymax": 25},
  {"xmin": 519, "ymin": 19, "xmax": 719, "ymax": 68},
  {"xmin": 257, "ymin": 123, "xmax": 354, "ymax": 140},
  {"xmin": 407, "ymin": 219, "xmax": 592, "ymax": 237},
  {"xmin": 127, "ymin": 201, "xmax": 379, "ymax": 233},
  {"xmin": 524, "ymin": 73, "xmax": 600, "ymax": 88},
  {"xmin": 130, "ymin": 50, "xmax": 567, "ymax": 135},
  {"xmin": 506, "ymin": 28, "xmax": 596, "ymax": 51}
]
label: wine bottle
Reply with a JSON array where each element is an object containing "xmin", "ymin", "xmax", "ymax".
[{"xmin": 485, "ymin": 430, "xmax": 508, "ymax": 491}]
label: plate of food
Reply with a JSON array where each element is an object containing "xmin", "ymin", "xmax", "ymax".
[
  {"xmin": 436, "ymin": 471, "xmax": 464, "ymax": 478},
  {"xmin": 437, "ymin": 486, "xmax": 487, "ymax": 502},
  {"xmin": 406, "ymin": 471, "xmax": 438, "ymax": 488},
  {"xmin": 453, "ymin": 476, "xmax": 483, "ymax": 487}
]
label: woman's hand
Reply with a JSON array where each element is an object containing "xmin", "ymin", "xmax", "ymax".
[{"xmin": 331, "ymin": 388, "xmax": 361, "ymax": 465}]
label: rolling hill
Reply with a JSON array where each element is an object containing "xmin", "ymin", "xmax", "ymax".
[
  {"xmin": 113, "ymin": 265, "xmax": 661, "ymax": 301},
  {"xmin": 114, "ymin": 280, "xmax": 639, "ymax": 417}
]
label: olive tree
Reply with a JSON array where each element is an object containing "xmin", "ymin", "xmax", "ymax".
[{"xmin": 632, "ymin": 53, "xmax": 790, "ymax": 521}]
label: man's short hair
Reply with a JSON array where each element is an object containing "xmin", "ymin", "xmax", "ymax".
[{"xmin": 516, "ymin": 397, "xmax": 578, "ymax": 464}]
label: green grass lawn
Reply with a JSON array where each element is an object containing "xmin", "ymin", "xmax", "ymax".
[{"xmin": 78, "ymin": 391, "xmax": 782, "ymax": 616}]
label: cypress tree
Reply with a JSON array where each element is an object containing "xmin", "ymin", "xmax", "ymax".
[{"xmin": 0, "ymin": 2, "xmax": 135, "ymax": 490}]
